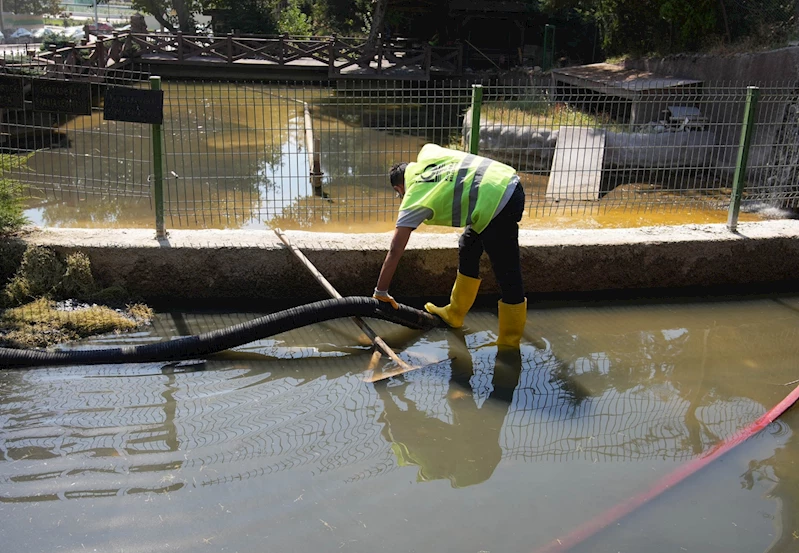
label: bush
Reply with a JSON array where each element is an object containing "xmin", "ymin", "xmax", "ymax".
[
  {"xmin": 0, "ymin": 154, "xmax": 31, "ymax": 236},
  {"xmin": 0, "ymin": 240, "xmax": 25, "ymax": 287},
  {"xmin": 2, "ymin": 245, "xmax": 142, "ymax": 309},
  {"xmin": 61, "ymin": 252, "xmax": 96, "ymax": 300},
  {"xmin": 0, "ymin": 178, "xmax": 26, "ymax": 236},
  {"xmin": 3, "ymin": 246, "xmax": 64, "ymax": 305},
  {"xmin": 39, "ymin": 30, "xmax": 78, "ymax": 51}
]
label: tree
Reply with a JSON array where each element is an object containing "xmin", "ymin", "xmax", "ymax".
[
  {"xmin": 3, "ymin": 0, "xmax": 60, "ymax": 15},
  {"xmin": 541, "ymin": 0, "xmax": 722, "ymax": 55},
  {"xmin": 276, "ymin": 0, "xmax": 311, "ymax": 35},
  {"xmin": 207, "ymin": 0, "xmax": 278, "ymax": 35},
  {"xmin": 130, "ymin": 0, "xmax": 211, "ymax": 33},
  {"xmin": 362, "ymin": 0, "xmax": 388, "ymax": 60},
  {"xmin": 308, "ymin": 0, "xmax": 372, "ymax": 35}
]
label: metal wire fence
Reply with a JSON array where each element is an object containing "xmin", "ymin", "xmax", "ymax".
[{"xmin": 2, "ymin": 69, "xmax": 797, "ymax": 232}]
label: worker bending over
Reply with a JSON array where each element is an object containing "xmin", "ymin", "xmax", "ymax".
[{"xmin": 373, "ymin": 143, "xmax": 527, "ymax": 348}]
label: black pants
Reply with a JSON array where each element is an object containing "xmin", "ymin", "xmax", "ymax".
[{"xmin": 458, "ymin": 181, "xmax": 526, "ymax": 305}]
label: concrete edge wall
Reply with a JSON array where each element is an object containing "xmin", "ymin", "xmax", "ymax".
[
  {"xmin": 623, "ymin": 47, "xmax": 799, "ymax": 87},
  {"xmin": 7, "ymin": 220, "xmax": 799, "ymax": 306}
]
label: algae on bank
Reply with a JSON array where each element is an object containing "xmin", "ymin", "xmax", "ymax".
[{"xmin": 0, "ymin": 245, "xmax": 153, "ymax": 349}]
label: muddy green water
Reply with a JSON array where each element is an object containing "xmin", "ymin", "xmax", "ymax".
[
  {"xmin": 16, "ymin": 82, "xmax": 764, "ymax": 232},
  {"xmin": 2, "ymin": 295, "xmax": 799, "ymax": 552}
]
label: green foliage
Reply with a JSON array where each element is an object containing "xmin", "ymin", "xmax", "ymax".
[
  {"xmin": 326, "ymin": 0, "xmax": 372, "ymax": 35},
  {"xmin": 39, "ymin": 30, "xmax": 80, "ymax": 51},
  {"xmin": 213, "ymin": 0, "xmax": 278, "ymax": 35},
  {"xmin": 0, "ymin": 180, "xmax": 26, "ymax": 237},
  {"xmin": 659, "ymin": 0, "xmax": 716, "ymax": 50},
  {"xmin": 3, "ymin": 0, "xmax": 61, "ymax": 14},
  {"xmin": 539, "ymin": 0, "xmax": 761, "ymax": 55},
  {"xmin": 4, "ymin": 247, "xmax": 64, "ymax": 304},
  {"xmin": 211, "ymin": 0, "xmax": 371, "ymax": 36},
  {"xmin": 60, "ymin": 253, "xmax": 96, "ymax": 301},
  {"xmin": 0, "ymin": 246, "xmax": 153, "ymax": 348},
  {"xmin": 0, "ymin": 297, "xmax": 152, "ymax": 349},
  {"xmin": 277, "ymin": 0, "xmax": 311, "ymax": 35},
  {"xmin": 481, "ymin": 100, "xmax": 623, "ymax": 131},
  {"xmin": 1, "ymin": 246, "xmax": 139, "ymax": 308},
  {"xmin": 0, "ymin": 241, "xmax": 25, "ymax": 287},
  {"xmin": 131, "ymin": 0, "xmax": 212, "ymax": 33},
  {"xmin": 0, "ymin": 155, "xmax": 30, "ymax": 237}
]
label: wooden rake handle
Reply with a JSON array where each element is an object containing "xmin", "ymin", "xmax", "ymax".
[{"xmin": 273, "ymin": 228, "xmax": 415, "ymax": 374}]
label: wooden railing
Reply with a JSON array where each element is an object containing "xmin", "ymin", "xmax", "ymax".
[
  {"xmin": 34, "ymin": 32, "xmax": 465, "ymax": 80},
  {"xmin": 35, "ymin": 33, "xmax": 139, "ymax": 79}
]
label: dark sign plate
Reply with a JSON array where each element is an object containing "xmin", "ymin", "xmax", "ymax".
[
  {"xmin": 103, "ymin": 86, "xmax": 164, "ymax": 125},
  {"xmin": 0, "ymin": 75, "xmax": 25, "ymax": 110},
  {"xmin": 31, "ymin": 79, "xmax": 93, "ymax": 116}
]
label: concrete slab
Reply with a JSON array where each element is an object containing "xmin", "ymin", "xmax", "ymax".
[
  {"xmin": 551, "ymin": 63, "xmax": 702, "ymax": 97},
  {"xmin": 8, "ymin": 220, "xmax": 799, "ymax": 306},
  {"xmin": 546, "ymin": 126, "xmax": 606, "ymax": 201}
]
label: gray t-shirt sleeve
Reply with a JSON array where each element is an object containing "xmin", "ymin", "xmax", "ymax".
[{"xmin": 396, "ymin": 207, "xmax": 433, "ymax": 229}]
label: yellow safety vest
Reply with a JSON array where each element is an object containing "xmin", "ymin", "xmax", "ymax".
[{"xmin": 400, "ymin": 143, "xmax": 517, "ymax": 233}]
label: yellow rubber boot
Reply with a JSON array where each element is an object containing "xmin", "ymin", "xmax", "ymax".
[
  {"xmin": 424, "ymin": 272, "xmax": 481, "ymax": 328},
  {"xmin": 496, "ymin": 299, "xmax": 527, "ymax": 348}
]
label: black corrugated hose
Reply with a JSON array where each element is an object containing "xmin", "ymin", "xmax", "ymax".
[{"xmin": 0, "ymin": 297, "xmax": 443, "ymax": 369}]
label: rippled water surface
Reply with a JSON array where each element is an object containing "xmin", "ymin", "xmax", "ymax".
[{"xmin": 2, "ymin": 295, "xmax": 799, "ymax": 552}]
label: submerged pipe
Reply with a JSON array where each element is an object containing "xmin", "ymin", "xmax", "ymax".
[{"xmin": 0, "ymin": 297, "xmax": 442, "ymax": 369}]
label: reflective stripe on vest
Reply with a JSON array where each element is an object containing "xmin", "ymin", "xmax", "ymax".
[
  {"xmin": 451, "ymin": 154, "xmax": 474, "ymax": 227},
  {"xmin": 451, "ymin": 155, "xmax": 493, "ymax": 227},
  {"xmin": 465, "ymin": 158, "xmax": 493, "ymax": 227}
]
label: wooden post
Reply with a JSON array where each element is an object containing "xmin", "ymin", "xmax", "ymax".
[
  {"xmin": 327, "ymin": 35, "xmax": 337, "ymax": 77},
  {"xmin": 423, "ymin": 43, "xmax": 431, "ymax": 80},
  {"xmin": 303, "ymin": 102, "xmax": 325, "ymax": 197},
  {"xmin": 94, "ymin": 39, "xmax": 106, "ymax": 68},
  {"xmin": 110, "ymin": 31, "xmax": 121, "ymax": 62},
  {"xmin": 312, "ymin": 138, "xmax": 323, "ymax": 197},
  {"xmin": 376, "ymin": 32, "xmax": 383, "ymax": 74},
  {"xmin": 176, "ymin": 31, "xmax": 184, "ymax": 61},
  {"xmin": 226, "ymin": 32, "xmax": 233, "ymax": 64}
]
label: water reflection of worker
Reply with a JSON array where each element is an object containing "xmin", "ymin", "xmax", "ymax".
[
  {"xmin": 376, "ymin": 332, "xmax": 522, "ymax": 488},
  {"xmin": 372, "ymin": 143, "xmax": 527, "ymax": 349}
]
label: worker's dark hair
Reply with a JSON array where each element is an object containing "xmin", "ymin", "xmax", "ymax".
[{"xmin": 389, "ymin": 162, "xmax": 408, "ymax": 187}]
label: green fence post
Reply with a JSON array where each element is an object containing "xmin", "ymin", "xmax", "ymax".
[
  {"xmin": 727, "ymin": 86, "xmax": 760, "ymax": 232},
  {"xmin": 469, "ymin": 84, "xmax": 483, "ymax": 155},
  {"xmin": 150, "ymin": 76, "xmax": 166, "ymax": 239},
  {"xmin": 542, "ymin": 24, "xmax": 556, "ymax": 72}
]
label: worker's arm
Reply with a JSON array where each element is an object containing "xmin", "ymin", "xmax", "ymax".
[{"xmin": 373, "ymin": 226, "xmax": 413, "ymax": 308}]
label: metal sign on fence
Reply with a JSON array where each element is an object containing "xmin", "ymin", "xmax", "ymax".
[
  {"xmin": 31, "ymin": 79, "xmax": 93, "ymax": 116},
  {"xmin": 103, "ymin": 86, "xmax": 165, "ymax": 125},
  {"xmin": 0, "ymin": 75, "xmax": 25, "ymax": 110}
]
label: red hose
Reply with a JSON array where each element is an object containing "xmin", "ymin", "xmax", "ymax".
[{"xmin": 533, "ymin": 382, "xmax": 799, "ymax": 553}]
